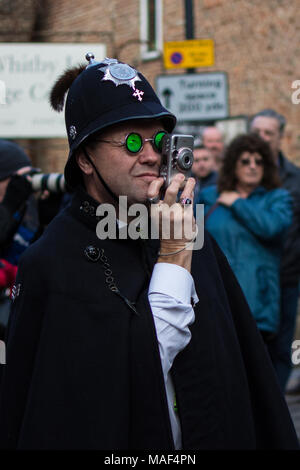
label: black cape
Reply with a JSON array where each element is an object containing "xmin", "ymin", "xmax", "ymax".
[{"xmin": 0, "ymin": 188, "xmax": 298, "ymax": 449}]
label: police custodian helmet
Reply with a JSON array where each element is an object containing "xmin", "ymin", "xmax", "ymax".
[{"xmin": 50, "ymin": 53, "xmax": 176, "ymax": 189}]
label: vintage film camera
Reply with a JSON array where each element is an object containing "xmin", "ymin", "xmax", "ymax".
[{"xmin": 159, "ymin": 134, "xmax": 194, "ymax": 192}]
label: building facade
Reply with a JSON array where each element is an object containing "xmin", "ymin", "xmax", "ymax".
[{"xmin": 1, "ymin": 0, "xmax": 300, "ymax": 171}]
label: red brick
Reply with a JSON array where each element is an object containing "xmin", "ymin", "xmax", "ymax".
[{"xmin": 1, "ymin": 0, "xmax": 300, "ymax": 168}]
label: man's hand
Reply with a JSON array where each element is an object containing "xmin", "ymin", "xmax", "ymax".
[
  {"xmin": 147, "ymin": 174, "xmax": 197, "ymax": 272},
  {"xmin": 15, "ymin": 166, "xmax": 33, "ymax": 177}
]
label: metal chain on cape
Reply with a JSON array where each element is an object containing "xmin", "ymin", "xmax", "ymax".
[{"xmin": 98, "ymin": 248, "xmax": 138, "ymax": 315}]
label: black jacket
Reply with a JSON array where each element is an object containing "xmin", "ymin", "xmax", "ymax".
[
  {"xmin": 193, "ymin": 170, "xmax": 218, "ymax": 202},
  {"xmin": 0, "ymin": 175, "xmax": 33, "ymax": 254},
  {"xmin": 278, "ymin": 151, "xmax": 300, "ymax": 286},
  {"xmin": 0, "ymin": 187, "xmax": 298, "ymax": 449}
]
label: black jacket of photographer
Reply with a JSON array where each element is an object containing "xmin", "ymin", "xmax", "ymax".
[
  {"xmin": 0, "ymin": 186, "xmax": 298, "ymax": 450},
  {"xmin": 0, "ymin": 175, "xmax": 33, "ymax": 255},
  {"xmin": 278, "ymin": 151, "xmax": 300, "ymax": 286}
]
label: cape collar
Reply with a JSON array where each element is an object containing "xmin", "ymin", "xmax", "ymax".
[
  {"xmin": 69, "ymin": 186, "xmax": 103, "ymax": 231},
  {"xmin": 68, "ymin": 186, "xmax": 159, "ymax": 255}
]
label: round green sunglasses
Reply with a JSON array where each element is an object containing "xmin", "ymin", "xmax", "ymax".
[{"xmin": 94, "ymin": 130, "xmax": 167, "ymax": 154}]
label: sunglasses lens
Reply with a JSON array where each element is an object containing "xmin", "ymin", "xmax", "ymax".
[
  {"xmin": 154, "ymin": 131, "xmax": 167, "ymax": 152},
  {"xmin": 126, "ymin": 133, "xmax": 142, "ymax": 153},
  {"xmin": 240, "ymin": 158, "xmax": 263, "ymax": 166}
]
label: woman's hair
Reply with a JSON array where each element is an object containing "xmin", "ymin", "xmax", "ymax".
[{"xmin": 217, "ymin": 133, "xmax": 281, "ymax": 192}]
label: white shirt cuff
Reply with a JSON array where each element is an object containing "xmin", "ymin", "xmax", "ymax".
[{"xmin": 148, "ymin": 263, "xmax": 199, "ymax": 306}]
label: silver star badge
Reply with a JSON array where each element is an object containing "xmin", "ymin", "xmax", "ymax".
[{"xmin": 99, "ymin": 58, "xmax": 144, "ymax": 101}]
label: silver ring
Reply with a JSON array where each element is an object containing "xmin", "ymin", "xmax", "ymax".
[
  {"xmin": 180, "ymin": 197, "xmax": 192, "ymax": 206},
  {"xmin": 148, "ymin": 195, "xmax": 160, "ymax": 204}
]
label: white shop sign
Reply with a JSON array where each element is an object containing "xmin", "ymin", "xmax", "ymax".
[{"xmin": 0, "ymin": 43, "xmax": 106, "ymax": 138}]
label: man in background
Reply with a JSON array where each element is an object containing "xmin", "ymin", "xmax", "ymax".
[
  {"xmin": 192, "ymin": 144, "xmax": 218, "ymax": 201},
  {"xmin": 202, "ymin": 126, "xmax": 225, "ymax": 170},
  {"xmin": 0, "ymin": 140, "xmax": 64, "ymax": 340},
  {"xmin": 250, "ymin": 108, "xmax": 300, "ymax": 393},
  {"xmin": 0, "ymin": 140, "xmax": 37, "ymax": 340}
]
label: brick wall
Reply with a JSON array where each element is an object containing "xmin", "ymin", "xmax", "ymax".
[
  {"xmin": 192, "ymin": 0, "xmax": 300, "ymax": 163},
  {"xmin": 2, "ymin": 0, "xmax": 300, "ymax": 171},
  {"xmin": 0, "ymin": 0, "xmax": 39, "ymax": 41}
]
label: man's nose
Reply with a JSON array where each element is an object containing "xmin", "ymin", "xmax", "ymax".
[{"xmin": 138, "ymin": 141, "xmax": 161, "ymax": 164}]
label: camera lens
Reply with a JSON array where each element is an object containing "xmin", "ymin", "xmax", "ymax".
[
  {"xmin": 31, "ymin": 173, "xmax": 65, "ymax": 192},
  {"xmin": 177, "ymin": 148, "xmax": 193, "ymax": 170}
]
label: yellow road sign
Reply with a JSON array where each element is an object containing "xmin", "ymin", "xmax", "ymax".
[{"xmin": 163, "ymin": 39, "xmax": 214, "ymax": 69}]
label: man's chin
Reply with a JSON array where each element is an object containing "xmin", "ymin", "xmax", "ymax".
[
  {"xmin": 131, "ymin": 197, "xmax": 150, "ymax": 205},
  {"xmin": 126, "ymin": 193, "xmax": 150, "ymax": 206}
]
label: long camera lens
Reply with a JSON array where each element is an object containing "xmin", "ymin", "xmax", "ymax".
[{"xmin": 31, "ymin": 173, "xmax": 65, "ymax": 193}]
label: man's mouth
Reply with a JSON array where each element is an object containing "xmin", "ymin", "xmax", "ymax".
[{"xmin": 135, "ymin": 173, "xmax": 159, "ymax": 182}]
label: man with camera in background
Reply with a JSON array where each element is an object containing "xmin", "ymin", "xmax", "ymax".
[
  {"xmin": 0, "ymin": 141, "xmax": 65, "ymax": 341},
  {"xmin": 0, "ymin": 140, "xmax": 36, "ymax": 258},
  {"xmin": 0, "ymin": 140, "xmax": 39, "ymax": 340},
  {"xmin": 0, "ymin": 55, "xmax": 298, "ymax": 450}
]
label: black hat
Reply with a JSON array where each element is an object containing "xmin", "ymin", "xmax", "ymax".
[
  {"xmin": 51, "ymin": 55, "xmax": 176, "ymax": 188},
  {"xmin": 0, "ymin": 140, "xmax": 31, "ymax": 181}
]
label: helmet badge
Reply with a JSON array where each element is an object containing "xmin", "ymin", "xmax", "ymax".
[{"xmin": 99, "ymin": 58, "xmax": 144, "ymax": 102}]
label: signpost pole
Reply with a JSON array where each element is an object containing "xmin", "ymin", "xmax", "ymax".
[{"xmin": 184, "ymin": 0, "xmax": 195, "ymax": 74}]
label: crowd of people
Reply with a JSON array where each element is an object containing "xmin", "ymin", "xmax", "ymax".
[
  {"xmin": 193, "ymin": 111, "xmax": 300, "ymax": 395},
  {"xmin": 0, "ymin": 54, "xmax": 299, "ymax": 449}
]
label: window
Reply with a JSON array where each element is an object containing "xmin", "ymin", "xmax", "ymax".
[{"xmin": 140, "ymin": 0, "xmax": 162, "ymax": 60}]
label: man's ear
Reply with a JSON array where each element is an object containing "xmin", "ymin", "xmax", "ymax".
[{"xmin": 76, "ymin": 150, "xmax": 93, "ymax": 176}]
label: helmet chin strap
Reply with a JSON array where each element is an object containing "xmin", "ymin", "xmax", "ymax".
[{"xmin": 83, "ymin": 147, "xmax": 119, "ymax": 203}]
